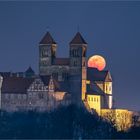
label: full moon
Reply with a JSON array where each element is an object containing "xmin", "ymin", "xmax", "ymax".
[{"xmin": 88, "ymin": 55, "xmax": 106, "ymax": 71}]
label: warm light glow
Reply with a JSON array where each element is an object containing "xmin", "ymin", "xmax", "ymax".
[{"xmin": 88, "ymin": 55, "xmax": 106, "ymax": 71}]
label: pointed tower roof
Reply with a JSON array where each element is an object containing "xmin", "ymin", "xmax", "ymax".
[
  {"xmin": 39, "ymin": 32, "xmax": 56, "ymax": 44},
  {"xmin": 70, "ymin": 32, "xmax": 87, "ymax": 44},
  {"xmin": 25, "ymin": 66, "xmax": 35, "ymax": 74}
]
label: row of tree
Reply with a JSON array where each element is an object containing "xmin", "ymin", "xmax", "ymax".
[{"xmin": 0, "ymin": 104, "xmax": 140, "ymax": 139}]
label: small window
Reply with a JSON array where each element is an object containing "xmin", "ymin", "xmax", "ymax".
[
  {"xmin": 106, "ymin": 85, "xmax": 108, "ymax": 91},
  {"xmin": 94, "ymin": 98, "xmax": 96, "ymax": 102},
  {"xmin": 88, "ymin": 97, "xmax": 90, "ymax": 101},
  {"xmin": 83, "ymin": 61, "xmax": 86, "ymax": 67},
  {"xmin": 91, "ymin": 97, "xmax": 93, "ymax": 101},
  {"xmin": 109, "ymin": 86, "xmax": 111, "ymax": 91},
  {"xmin": 38, "ymin": 93, "xmax": 43, "ymax": 99},
  {"xmin": 72, "ymin": 50, "xmax": 75, "ymax": 57},
  {"xmin": 74, "ymin": 61, "xmax": 77, "ymax": 66},
  {"xmin": 97, "ymin": 98, "xmax": 98, "ymax": 102}
]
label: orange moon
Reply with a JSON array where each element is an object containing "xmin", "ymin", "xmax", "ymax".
[{"xmin": 88, "ymin": 55, "xmax": 106, "ymax": 71}]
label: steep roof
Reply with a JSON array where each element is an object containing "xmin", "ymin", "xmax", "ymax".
[
  {"xmin": 1, "ymin": 77, "xmax": 34, "ymax": 94},
  {"xmin": 39, "ymin": 32, "xmax": 56, "ymax": 44},
  {"xmin": 25, "ymin": 66, "xmax": 35, "ymax": 74},
  {"xmin": 53, "ymin": 58, "xmax": 69, "ymax": 65},
  {"xmin": 86, "ymin": 82, "xmax": 105, "ymax": 95},
  {"xmin": 70, "ymin": 32, "xmax": 87, "ymax": 44},
  {"xmin": 87, "ymin": 67, "xmax": 112, "ymax": 82}
]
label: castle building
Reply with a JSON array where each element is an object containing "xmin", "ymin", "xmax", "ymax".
[
  {"xmin": 0, "ymin": 31, "xmax": 135, "ymax": 131},
  {"xmin": 0, "ymin": 31, "xmax": 113, "ymax": 113}
]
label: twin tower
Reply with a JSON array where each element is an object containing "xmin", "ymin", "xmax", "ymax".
[{"xmin": 39, "ymin": 32, "xmax": 87, "ymax": 103}]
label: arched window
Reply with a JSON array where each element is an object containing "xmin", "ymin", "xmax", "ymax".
[
  {"xmin": 74, "ymin": 50, "xmax": 76, "ymax": 57},
  {"xmin": 72, "ymin": 50, "xmax": 75, "ymax": 57},
  {"xmin": 74, "ymin": 61, "xmax": 78, "ymax": 66}
]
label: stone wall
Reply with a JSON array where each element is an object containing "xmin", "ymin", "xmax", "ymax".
[
  {"xmin": 1, "ymin": 91, "xmax": 71, "ymax": 112},
  {"xmin": 1, "ymin": 93, "xmax": 27, "ymax": 111}
]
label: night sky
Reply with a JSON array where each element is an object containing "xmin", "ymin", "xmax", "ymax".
[{"xmin": 0, "ymin": 1, "xmax": 140, "ymax": 111}]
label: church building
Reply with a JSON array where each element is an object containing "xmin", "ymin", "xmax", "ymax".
[{"xmin": 0, "ymin": 31, "xmax": 113, "ymax": 114}]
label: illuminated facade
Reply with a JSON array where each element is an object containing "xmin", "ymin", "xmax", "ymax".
[{"xmin": 84, "ymin": 68, "xmax": 113, "ymax": 114}]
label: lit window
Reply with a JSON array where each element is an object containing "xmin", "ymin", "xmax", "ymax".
[
  {"xmin": 109, "ymin": 86, "xmax": 111, "ymax": 91},
  {"xmin": 106, "ymin": 85, "xmax": 108, "ymax": 91}
]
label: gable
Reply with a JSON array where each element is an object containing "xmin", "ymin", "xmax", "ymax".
[
  {"xmin": 27, "ymin": 77, "xmax": 48, "ymax": 92},
  {"xmin": 105, "ymin": 72, "xmax": 112, "ymax": 82}
]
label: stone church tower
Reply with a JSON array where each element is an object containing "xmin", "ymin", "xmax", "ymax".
[
  {"xmin": 69, "ymin": 32, "xmax": 87, "ymax": 104},
  {"xmin": 38, "ymin": 31, "xmax": 87, "ymax": 105},
  {"xmin": 39, "ymin": 32, "xmax": 57, "ymax": 75}
]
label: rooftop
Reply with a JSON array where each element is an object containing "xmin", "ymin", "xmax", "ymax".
[
  {"xmin": 87, "ymin": 67, "xmax": 112, "ymax": 82},
  {"xmin": 70, "ymin": 32, "xmax": 87, "ymax": 44},
  {"xmin": 39, "ymin": 32, "xmax": 56, "ymax": 44}
]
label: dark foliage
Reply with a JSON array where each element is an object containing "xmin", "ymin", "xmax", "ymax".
[
  {"xmin": 2, "ymin": 104, "xmax": 140, "ymax": 139},
  {"xmin": 125, "ymin": 126, "xmax": 140, "ymax": 139}
]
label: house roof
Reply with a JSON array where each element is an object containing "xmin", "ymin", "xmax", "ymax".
[
  {"xmin": 39, "ymin": 32, "xmax": 56, "ymax": 44},
  {"xmin": 87, "ymin": 67, "xmax": 112, "ymax": 82},
  {"xmin": 70, "ymin": 32, "xmax": 87, "ymax": 44},
  {"xmin": 53, "ymin": 58, "xmax": 69, "ymax": 65},
  {"xmin": 1, "ymin": 77, "xmax": 34, "ymax": 94},
  {"xmin": 86, "ymin": 82, "xmax": 105, "ymax": 95}
]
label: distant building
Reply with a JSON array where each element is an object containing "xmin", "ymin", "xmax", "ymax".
[
  {"xmin": 0, "ymin": 31, "xmax": 134, "ymax": 131},
  {"xmin": 0, "ymin": 32, "xmax": 113, "ymax": 111}
]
